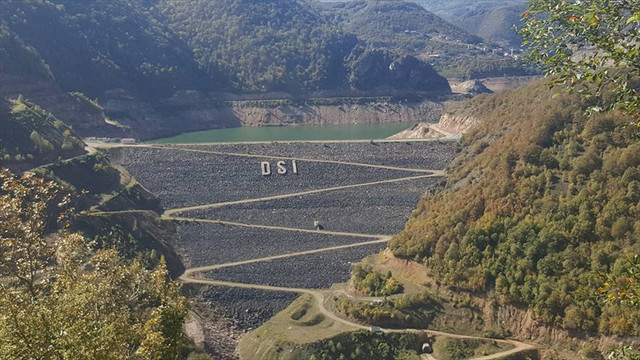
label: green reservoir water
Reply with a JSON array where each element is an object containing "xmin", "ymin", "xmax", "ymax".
[{"xmin": 148, "ymin": 122, "xmax": 418, "ymax": 143}]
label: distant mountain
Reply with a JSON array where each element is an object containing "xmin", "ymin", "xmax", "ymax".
[
  {"xmin": 318, "ymin": 0, "xmax": 537, "ymax": 80},
  {"xmin": 155, "ymin": 0, "xmax": 450, "ymax": 94},
  {"xmin": 412, "ymin": 0, "xmax": 527, "ymax": 46},
  {"xmin": 318, "ymin": 0, "xmax": 482, "ymax": 50}
]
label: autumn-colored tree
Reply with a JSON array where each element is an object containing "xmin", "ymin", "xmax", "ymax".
[
  {"xmin": 0, "ymin": 168, "xmax": 188, "ymax": 359},
  {"xmin": 519, "ymin": 0, "xmax": 640, "ymax": 123}
]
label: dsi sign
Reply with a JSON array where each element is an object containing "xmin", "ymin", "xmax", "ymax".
[{"xmin": 261, "ymin": 160, "xmax": 299, "ymax": 176}]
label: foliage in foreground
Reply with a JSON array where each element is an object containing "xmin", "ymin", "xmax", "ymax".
[
  {"xmin": 519, "ymin": 0, "xmax": 640, "ymax": 123},
  {"xmin": 0, "ymin": 168, "xmax": 189, "ymax": 359}
]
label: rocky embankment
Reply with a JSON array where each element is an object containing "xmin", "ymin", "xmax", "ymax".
[
  {"xmin": 103, "ymin": 89, "xmax": 445, "ymax": 140},
  {"xmin": 388, "ymin": 112, "xmax": 480, "ymax": 139},
  {"xmin": 231, "ymin": 100, "xmax": 442, "ymax": 127}
]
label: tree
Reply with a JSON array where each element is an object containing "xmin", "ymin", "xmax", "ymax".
[
  {"xmin": 0, "ymin": 168, "xmax": 188, "ymax": 359},
  {"xmin": 599, "ymin": 255, "xmax": 640, "ymax": 307},
  {"xmin": 518, "ymin": 0, "xmax": 640, "ymax": 125}
]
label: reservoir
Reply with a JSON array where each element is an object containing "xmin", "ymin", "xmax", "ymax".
[{"xmin": 148, "ymin": 122, "xmax": 420, "ymax": 144}]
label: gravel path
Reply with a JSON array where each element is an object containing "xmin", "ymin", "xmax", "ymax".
[
  {"xmin": 184, "ymin": 176, "xmax": 440, "ymax": 234},
  {"xmin": 203, "ymin": 243, "xmax": 386, "ymax": 289},
  {"xmin": 176, "ymin": 222, "xmax": 376, "ymax": 268}
]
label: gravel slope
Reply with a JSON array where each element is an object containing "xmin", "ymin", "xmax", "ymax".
[
  {"xmin": 107, "ymin": 146, "xmax": 426, "ymax": 209},
  {"xmin": 185, "ymin": 176, "xmax": 440, "ymax": 234},
  {"xmin": 204, "ymin": 243, "xmax": 386, "ymax": 289},
  {"xmin": 180, "ymin": 140, "xmax": 456, "ymax": 169},
  {"xmin": 176, "ymin": 222, "xmax": 375, "ymax": 268}
]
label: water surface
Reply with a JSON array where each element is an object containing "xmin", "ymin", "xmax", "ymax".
[{"xmin": 148, "ymin": 122, "xmax": 418, "ymax": 143}]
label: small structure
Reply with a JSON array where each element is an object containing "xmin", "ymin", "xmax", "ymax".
[
  {"xmin": 370, "ymin": 299, "xmax": 383, "ymax": 306},
  {"xmin": 369, "ymin": 326, "xmax": 382, "ymax": 333},
  {"xmin": 121, "ymin": 138, "xmax": 137, "ymax": 144},
  {"xmin": 313, "ymin": 221, "xmax": 323, "ymax": 230}
]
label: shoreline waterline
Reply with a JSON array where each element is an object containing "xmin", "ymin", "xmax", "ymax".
[{"xmin": 147, "ymin": 122, "xmax": 429, "ymax": 144}]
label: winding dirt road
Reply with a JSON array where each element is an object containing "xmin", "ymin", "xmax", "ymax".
[{"xmin": 98, "ymin": 143, "xmax": 537, "ymax": 359}]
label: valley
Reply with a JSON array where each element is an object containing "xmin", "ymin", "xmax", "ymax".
[
  {"xmin": 92, "ymin": 140, "xmax": 545, "ymax": 359},
  {"xmin": 1, "ymin": 0, "xmax": 639, "ymax": 359}
]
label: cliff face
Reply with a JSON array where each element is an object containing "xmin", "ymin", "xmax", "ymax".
[
  {"xmin": 434, "ymin": 112, "xmax": 481, "ymax": 134},
  {"xmin": 387, "ymin": 110, "xmax": 480, "ymax": 139}
]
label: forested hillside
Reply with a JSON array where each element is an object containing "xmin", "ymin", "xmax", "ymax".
[
  {"xmin": 319, "ymin": 0, "xmax": 537, "ymax": 80},
  {"xmin": 155, "ymin": 0, "xmax": 449, "ymax": 93},
  {"xmin": 0, "ymin": 0, "xmax": 451, "ymax": 96},
  {"xmin": 0, "ymin": 0, "xmax": 207, "ymax": 99},
  {"xmin": 451, "ymin": 4, "xmax": 526, "ymax": 47},
  {"xmin": 0, "ymin": 0, "xmax": 454, "ymax": 139},
  {"xmin": 390, "ymin": 80, "xmax": 640, "ymax": 336}
]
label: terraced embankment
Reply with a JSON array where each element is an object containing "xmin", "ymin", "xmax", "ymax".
[{"xmin": 101, "ymin": 140, "xmax": 537, "ymax": 359}]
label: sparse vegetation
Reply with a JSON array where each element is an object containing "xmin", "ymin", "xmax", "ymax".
[
  {"xmin": 335, "ymin": 291, "xmax": 439, "ymax": 328},
  {"xmin": 350, "ymin": 264, "xmax": 403, "ymax": 296},
  {"xmin": 0, "ymin": 98, "xmax": 85, "ymax": 169}
]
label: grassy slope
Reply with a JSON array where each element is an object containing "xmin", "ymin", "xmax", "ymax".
[{"xmin": 237, "ymin": 294, "xmax": 350, "ymax": 360}]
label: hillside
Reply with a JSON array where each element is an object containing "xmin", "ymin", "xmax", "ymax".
[
  {"xmin": 155, "ymin": 0, "xmax": 450, "ymax": 94},
  {"xmin": 0, "ymin": 0, "xmax": 207, "ymax": 100},
  {"xmin": 413, "ymin": 0, "xmax": 526, "ymax": 46},
  {"xmin": 390, "ymin": 79, "xmax": 640, "ymax": 338},
  {"xmin": 318, "ymin": 0, "xmax": 481, "ymax": 50},
  {"xmin": 0, "ymin": 0, "xmax": 453, "ymax": 140},
  {"xmin": 319, "ymin": 0, "xmax": 537, "ymax": 80},
  {"xmin": 0, "ymin": 97, "xmax": 85, "ymax": 171},
  {"xmin": 450, "ymin": 4, "xmax": 526, "ymax": 47}
]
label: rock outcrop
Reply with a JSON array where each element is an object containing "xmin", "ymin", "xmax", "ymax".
[
  {"xmin": 451, "ymin": 80, "xmax": 494, "ymax": 95},
  {"xmin": 388, "ymin": 112, "xmax": 480, "ymax": 139}
]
